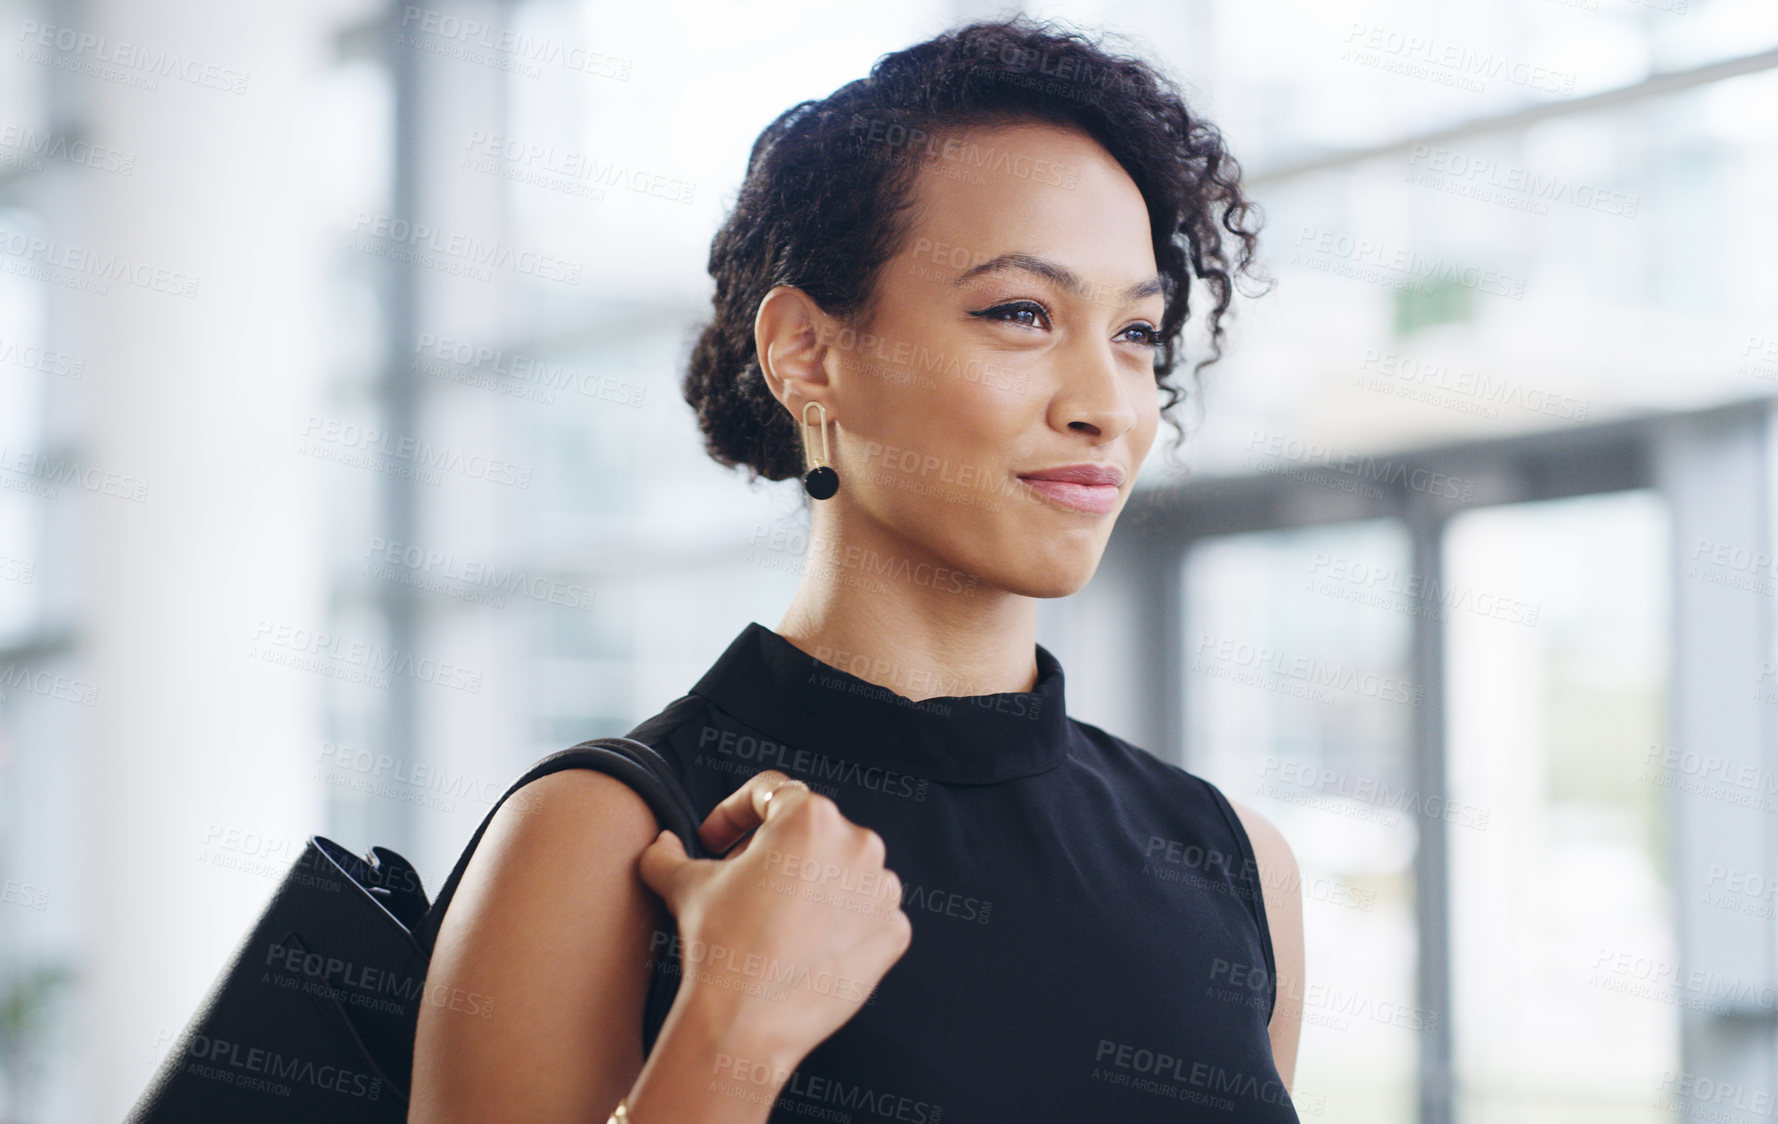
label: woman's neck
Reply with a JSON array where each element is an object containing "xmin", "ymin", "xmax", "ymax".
[{"xmin": 774, "ymin": 508, "xmax": 1039, "ymax": 702}]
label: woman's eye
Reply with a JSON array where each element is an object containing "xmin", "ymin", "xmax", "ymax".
[
  {"xmin": 1120, "ymin": 322, "xmax": 1160, "ymax": 347},
  {"xmin": 969, "ymin": 303, "xmax": 1156, "ymax": 345},
  {"xmin": 973, "ymin": 301, "xmax": 1050, "ymax": 330}
]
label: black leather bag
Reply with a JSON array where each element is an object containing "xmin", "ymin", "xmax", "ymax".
[{"xmin": 126, "ymin": 736, "xmax": 706, "ymax": 1122}]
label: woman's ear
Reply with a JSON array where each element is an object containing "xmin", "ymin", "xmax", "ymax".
[{"xmin": 754, "ymin": 285, "xmax": 835, "ymax": 414}]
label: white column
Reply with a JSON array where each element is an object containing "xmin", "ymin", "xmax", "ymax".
[
  {"xmin": 75, "ymin": 1, "xmax": 343, "ymax": 1116},
  {"xmin": 1654, "ymin": 404, "xmax": 1778, "ymax": 1110}
]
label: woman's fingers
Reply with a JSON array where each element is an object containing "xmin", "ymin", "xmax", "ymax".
[
  {"xmin": 635, "ymin": 828, "xmax": 690, "ymax": 907},
  {"xmin": 699, "ymin": 770, "xmax": 810, "ymax": 856},
  {"xmin": 633, "ymin": 767, "xmax": 911, "ymax": 1062},
  {"xmin": 642, "ymin": 772, "xmax": 817, "ymax": 907}
]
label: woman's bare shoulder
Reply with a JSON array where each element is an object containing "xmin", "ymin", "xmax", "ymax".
[
  {"xmin": 408, "ymin": 767, "xmax": 668, "ymax": 1121},
  {"xmin": 1223, "ymin": 795, "xmax": 1303, "ymax": 1087}
]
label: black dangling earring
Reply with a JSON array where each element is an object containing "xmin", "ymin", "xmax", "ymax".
[{"xmin": 801, "ymin": 399, "xmax": 839, "ymax": 500}]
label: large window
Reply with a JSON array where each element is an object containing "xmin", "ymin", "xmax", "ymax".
[
  {"xmin": 1445, "ymin": 492, "xmax": 1673, "ymax": 1122},
  {"xmin": 1185, "ymin": 519, "xmax": 1421, "ymax": 1119},
  {"xmin": 1150, "ymin": 413, "xmax": 1746, "ymax": 1120}
]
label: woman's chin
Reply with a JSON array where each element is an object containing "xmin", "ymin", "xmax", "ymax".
[{"xmin": 991, "ymin": 557, "xmax": 1102, "ymax": 600}]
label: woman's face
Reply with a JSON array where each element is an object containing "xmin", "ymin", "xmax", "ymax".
[{"xmin": 768, "ymin": 120, "xmax": 1165, "ymax": 599}]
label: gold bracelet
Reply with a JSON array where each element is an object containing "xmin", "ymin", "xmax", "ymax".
[{"xmin": 608, "ymin": 1095, "xmax": 632, "ymax": 1123}]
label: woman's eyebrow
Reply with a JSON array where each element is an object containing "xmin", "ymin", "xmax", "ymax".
[{"xmin": 953, "ymin": 252, "xmax": 1164, "ymax": 305}]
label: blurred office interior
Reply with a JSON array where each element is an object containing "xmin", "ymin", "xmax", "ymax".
[{"xmin": 0, "ymin": 0, "xmax": 1775, "ymax": 1120}]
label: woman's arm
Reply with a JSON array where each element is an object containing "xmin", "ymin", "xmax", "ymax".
[
  {"xmin": 1227, "ymin": 796, "xmax": 1304, "ymax": 1089},
  {"xmin": 406, "ymin": 768, "xmax": 794, "ymax": 1123}
]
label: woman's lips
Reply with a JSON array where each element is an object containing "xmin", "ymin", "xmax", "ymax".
[{"xmin": 1017, "ymin": 476, "xmax": 1120, "ymax": 514}]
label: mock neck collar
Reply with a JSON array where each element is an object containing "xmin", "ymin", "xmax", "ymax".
[{"xmin": 689, "ymin": 621, "xmax": 1071, "ymax": 785}]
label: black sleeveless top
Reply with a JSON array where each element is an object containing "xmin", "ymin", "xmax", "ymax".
[{"xmin": 627, "ymin": 621, "xmax": 1299, "ymax": 1123}]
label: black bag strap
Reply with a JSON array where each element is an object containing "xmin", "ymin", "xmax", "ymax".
[{"xmin": 412, "ymin": 736, "xmax": 706, "ymax": 954}]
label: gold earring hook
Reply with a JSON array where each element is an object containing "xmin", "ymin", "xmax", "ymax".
[{"xmin": 801, "ymin": 399, "xmax": 831, "ymax": 467}]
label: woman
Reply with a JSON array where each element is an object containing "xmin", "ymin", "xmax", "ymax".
[{"xmin": 409, "ymin": 14, "xmax": 1299, "ymax": 1122}]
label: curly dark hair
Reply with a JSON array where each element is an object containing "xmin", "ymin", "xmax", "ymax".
[{"xmin": 682, "ymin": 14, "xmax": 1268, "ymax": 486}]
